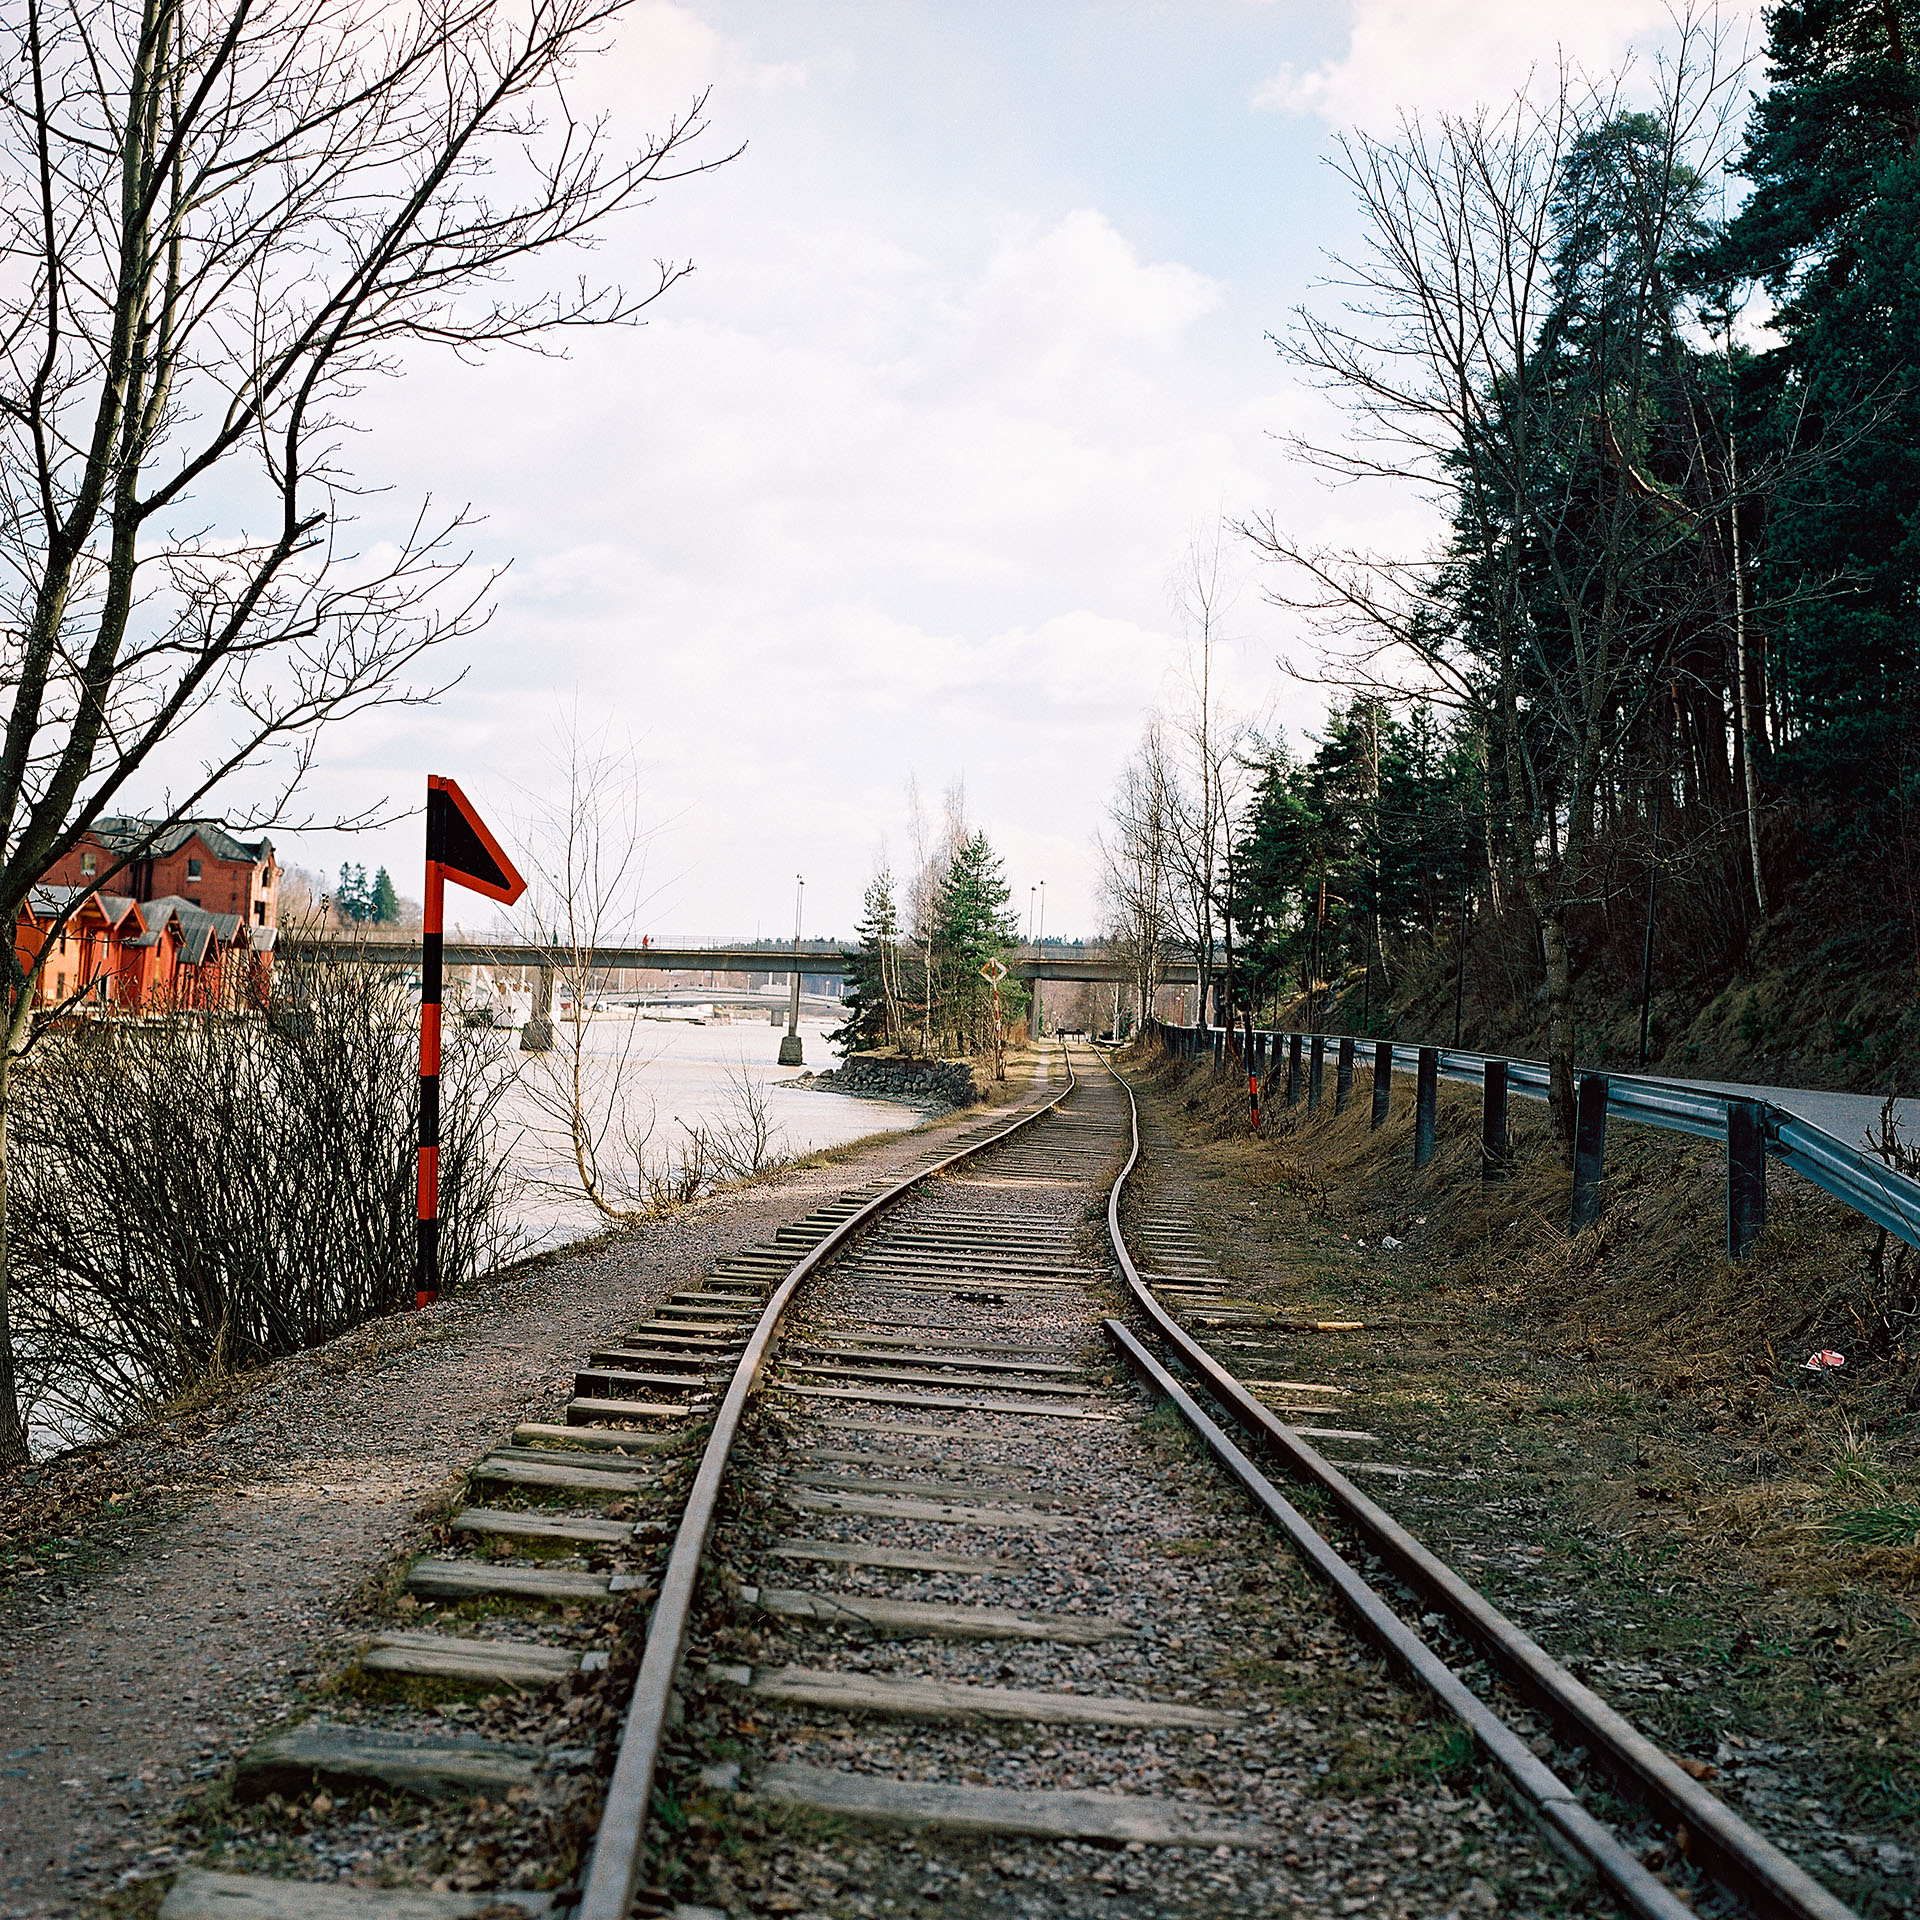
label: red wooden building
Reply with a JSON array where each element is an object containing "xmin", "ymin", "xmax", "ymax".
[
  {"xmin": 39, "ymin": 817, "xmax": 280, "ymax": 929},
  {"xmin": 15, "ymin": 886, "xmax": 271, "ymax": 1012}
]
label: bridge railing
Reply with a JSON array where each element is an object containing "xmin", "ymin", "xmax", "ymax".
[{"xmin": 1145, "ymin": 1022, "xmax": 1920, "ymax": 1255}]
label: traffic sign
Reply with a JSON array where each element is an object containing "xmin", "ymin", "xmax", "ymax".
[{"xmin": 979, "ymin": 958, "xmax": 1008, "ymax": 984}]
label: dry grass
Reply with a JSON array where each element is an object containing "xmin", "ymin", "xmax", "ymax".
[{"xmin": 1120, "ymin": 1036, "xmax": 1920, "ymax": 1898}]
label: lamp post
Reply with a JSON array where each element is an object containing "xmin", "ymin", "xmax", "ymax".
[
  {"xmin": 778, "ymin": 874, "xmax": 805, "ymax": 1065},
  {"xmin": 1032, "ymin": 881, "xmax": 1045, "ymax": 1043}
]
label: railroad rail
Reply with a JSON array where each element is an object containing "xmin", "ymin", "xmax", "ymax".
[{"xmin": 160, "ymin": 1042, "xmax": 1862, "ymax": 1920}]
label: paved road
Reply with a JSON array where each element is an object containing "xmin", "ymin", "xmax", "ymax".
[{"xmin": 1650, "ymin": 1077, "xmax": 1918, "ymax": 1154}]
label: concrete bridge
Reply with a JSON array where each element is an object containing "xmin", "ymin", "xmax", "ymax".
[{"xmin": 278, "ymin": 935, "xmax": 1197, "ymax": 985}]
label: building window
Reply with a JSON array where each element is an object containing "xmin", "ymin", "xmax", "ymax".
[
  {"xmin": 255, "ymin": 901, "xmax": 267, "ymax": 925},
  {"xmin": 80, "ymin": 849, "xmax": 96, "ymax": 874},
  {"xmin": 187, "ymin": 857, "xmax": 202, "ymax": 880}
]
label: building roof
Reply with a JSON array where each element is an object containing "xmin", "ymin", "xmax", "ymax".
[
  {"xmin": 89, "ymin": 815, "xmax": 274, "ymax": 866},
  {"xmin": 25, "ymin": 884, "xmax": 144, "ymax": 931},
  {"xmin": 142, "ymin": 895, "xmax": 246, "ymax": 964}
]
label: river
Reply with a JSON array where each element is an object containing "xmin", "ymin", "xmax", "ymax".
[{"xmin": 492, "ymin": 1008, "xmax": 926, "ymax": 1255}]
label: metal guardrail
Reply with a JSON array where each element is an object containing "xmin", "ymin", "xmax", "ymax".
[{"xmin": 1158, "ymin": 1025, "xmax": 1920, "ymax": 1252}]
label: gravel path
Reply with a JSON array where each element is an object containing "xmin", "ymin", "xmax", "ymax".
[{"xmin": 0, "ymin": 1106, "xmax": 997, "ymax": 1920}]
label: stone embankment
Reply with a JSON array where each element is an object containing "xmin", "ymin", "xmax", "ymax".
[{"xmin": 785, "ymin": 1051, "xmax": 984, "ymax": 1110}]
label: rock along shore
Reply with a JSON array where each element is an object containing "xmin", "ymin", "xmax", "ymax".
[{"xmin": 783, "ymin": 1051, "xmax": 985, "ymax": 1110}]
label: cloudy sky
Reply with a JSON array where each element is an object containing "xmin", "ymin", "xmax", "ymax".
[{"xmin": 267, "ymin": 0, "xmax": 1746, "ymax": 941}]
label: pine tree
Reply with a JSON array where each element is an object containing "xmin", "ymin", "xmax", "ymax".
[
  {"xmin": 830, "ymin": 869, "xmax": 903, "ymax": 1057},
  {"xmin": 370, "ymin": 867, "xmax": 400, "ymax": 924},
  {"xmin": 1722, "ymin": 1, "xmax": 1920, "ymax": 845},
  {"xmin": 335, "ymin": 862, "xmax": 371, "ymax": 922},
  {"xmin": 931, "ymin": 830, "xmax": 1022, "ymax": 1055}
]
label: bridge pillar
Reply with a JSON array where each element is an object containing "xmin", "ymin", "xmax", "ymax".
[{"xmin": 521, "ymin": 965, "xmax": 555, "ymax": 1052}]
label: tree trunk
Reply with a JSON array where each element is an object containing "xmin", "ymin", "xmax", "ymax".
[
  {"xmin": 1541, "ymin": 906, "xmax": 1577, "ymax": 1163},
  {"xmin": 1729, "ymin": 460, "xmax": 1769, "ymax": 920},
  {"xmin": 0, "ymin": 1040, "xmax": 26, "ymax": 1465}
]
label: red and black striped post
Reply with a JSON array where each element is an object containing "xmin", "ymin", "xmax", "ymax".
[
  {"xmin": 416, "ymin": 850, "xmax": 446, "ymax": 1307},
  {"xmin": 416, "ymin": 775, "xmax": 526, "ymax": 1309}
]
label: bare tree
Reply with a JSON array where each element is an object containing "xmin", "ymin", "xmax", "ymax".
[
  {"xmin": 1098, "ymin": 719, "xmax": 1173, "ymax": 1024},
  {"xmin": 511, "ymin": 715, "xmax": 657, "ymax": 1223},
  {"xmin": 1164, "ymin": 522, "xmax": 1242, "ymax": 1028},
  {"xmin": 0, "ymin": 0, "xmax": 731, "ymax": 1460},
  {"xmin": 1244, "ymin": 21, "xmax": 1743, "ymax": 1151}
]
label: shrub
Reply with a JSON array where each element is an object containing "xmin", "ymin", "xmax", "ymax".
[{"xmin": 8, "ymin": 947, "xmax": 515, "ymax": 1444}]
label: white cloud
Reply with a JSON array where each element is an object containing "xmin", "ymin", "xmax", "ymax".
[
  {"xmin": 286, "ymin": 187, "xmax": 1305, "ymax": 938},
  {"xmin": 1254, "ymin": 0, "xmax": 1750, "ymax": 127}
]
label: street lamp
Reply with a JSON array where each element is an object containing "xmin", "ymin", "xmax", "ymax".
[{"xmin": 1033, "ymin": 881, "xmax": 1046, "ymax": 1042}]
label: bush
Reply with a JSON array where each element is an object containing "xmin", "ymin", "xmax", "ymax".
[{"xmin": 8, "ymin": 947, "xmax": 516, "ymax": 1444}]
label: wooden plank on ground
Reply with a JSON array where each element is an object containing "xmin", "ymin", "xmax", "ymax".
[
  {"xmin": 511, "ymin": 1422, "xmax": 678, "ymax": 1454},
  {"xmin": 407, "ymin": 1558, "xmax": 613, "ymax": 1603},
  {"xmin": 766, "ymin": 1539, "xmax": 1020, "ymax": 1575},
  {"xmin": 754, "ymin": 1766, "xmax": 1273, "ymax": 1848},
  {"xmin": 718, "ymin": 1665, "xmax": 1239, "ymax": 1729},
  {"xmin": 780, "ymin": 1486, "xmax": 1067, "ymax": 1530},
  {"xmin": 469, "ymin": 1453, "xmax": 654, "ymax": 1495},
  {"xmin": 567, "ymin": 1395, "xmax": 689, "ymax": 1423},
  {"xmin": 160, "ymin": 1868, "xmax": 556, "ymax": 1918},
  {"xmin": 360, "ymin": 1629, "xmax": 605, "ymax": 1688},
  {"xmin": 233, "ymin": 1719, "xmax": 537, "ymax": 1802},
  {"xmin": 772, "ymin": 1384, "xmax": 1120, "ymax": 1422},
  {"xmin": 797, "ymin": 1414, "xmax": 1008, "ymax": 1444},
  {"xmin": 749, "ymin": 1586, "xmax": 1133, "ymax": 1644},
  {"xmin": 449, "ymin": 1506, "xmax": 632, "ymax": 1546},
  {"xmin": 785, "ymin": 1470, "xmax": 1075, "ymax": 1509},
  {"xmin": 791, "ymin": 1345, "xmax": 1084, "ymax": 1377}
]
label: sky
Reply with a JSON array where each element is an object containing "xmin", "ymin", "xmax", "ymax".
[{"xmin": 255, "ymin": 0, "xmax": 1753, "ymax": 942}]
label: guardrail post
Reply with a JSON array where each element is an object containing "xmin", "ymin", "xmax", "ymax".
[
  {"xmin": 1570, "ymin": 1073, "xmax": 1609, "ymax": 1232},
  {"xmin": 1286, "ymin": 1033, "xmax": 1303, "ymax": 1107},
  {"xmin": 1371, "ymin": 1041, "xmax": 1392, "ymax": 1128},
  {"xmin": 1308, "ymin": 1034, "xmax": 1325, "ymax": 1113},
  {"xmin": 1335, "ymin": 1036, "xmax": 1355, "ymax": 1114},
  {"xmin": 1728, "ymin": 1100, "xmax": 1767, "ymax": 1260},
  {"xmin": 1413, "ymin": 1046, "xmax": 1438, "ymax": 1166},
  {"xmin": 1482, "ymin": 1060, "xmax": 1509, "ymax": 1179}
]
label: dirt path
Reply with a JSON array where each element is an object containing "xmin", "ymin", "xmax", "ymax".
[{"xmin": 0, "ymin": 1102, "xmax": 998, "ymax": 1919}]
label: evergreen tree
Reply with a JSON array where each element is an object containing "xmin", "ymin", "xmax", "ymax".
[
  {"xmin": 830, "ymin": 869, "xmax": 903, "ymax": 1057},
  {"xmin": 335, "ymin": 862, "xmax": 371, "ymax": 922},
  {"xmin": 931, "ymin": 829, "xmax": 1023, "ymax": 1054},
  {"xmin": 369, "ymin": 867, "xmax": 400, "ymax": 924},
  {"xmin": 1722, "ymin": 0, "xmax": 1920, "ymax": 847}
]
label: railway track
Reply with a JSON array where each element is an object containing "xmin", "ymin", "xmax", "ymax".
[{"xmin": 155, "ymin": 1044, "xmax": 1861, "ymax": 1920}]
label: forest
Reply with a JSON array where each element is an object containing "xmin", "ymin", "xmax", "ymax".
[{"xmin": 1105, "ymin": 3, "xmax": 1920, "ymax": 1141}]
